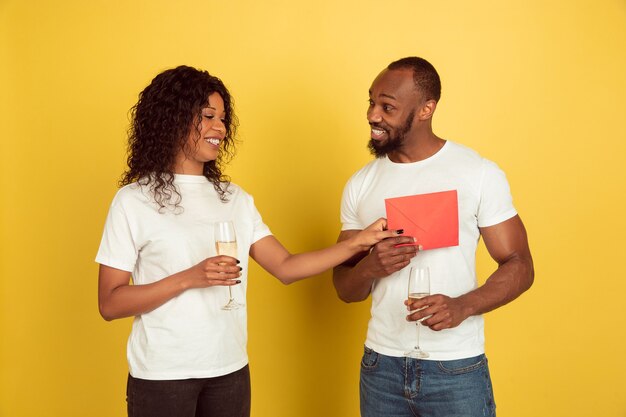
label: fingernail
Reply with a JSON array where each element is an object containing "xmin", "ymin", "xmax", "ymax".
[
  {"xmin": 239, "ymin": 266, "xmax": 243, "ymax": 271},
  {"xmin": 418, "ymin": 245, "xmax": 423, "ymax": 251},
  {"xmin": 236, "ymin": 280, "xmax": 241, "ymax": 284},
  {"xmin": 396, "ymin": 229, "xmax": 404, "ymax": 234},
  {"xmin": 236, "ymin": 259, "xmax": 240, "ymax": 264}
]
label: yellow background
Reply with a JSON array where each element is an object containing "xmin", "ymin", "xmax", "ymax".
[{"xmin": 1, "ymin": 0, "xmax": 625, "ymax": 416}]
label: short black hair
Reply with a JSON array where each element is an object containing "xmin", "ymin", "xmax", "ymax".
[{"xmin": 388, "ymin": 57, "xmax": 441, "ymax": 102}]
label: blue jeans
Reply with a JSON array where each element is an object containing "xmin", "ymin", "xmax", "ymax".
[
  {"xmin": 360, "ymin": 347, "xmax": 496, "ymax": 417},
  {"xmin": 126, "ymin": 365, "xmax": 250, "ymax": 417}
]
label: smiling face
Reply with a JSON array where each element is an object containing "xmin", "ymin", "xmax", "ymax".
[
  {"xmin": 175, "ymin": 92, "xmax": 226, "ymax": 174},
  {"xmin": 366, "ymin": 68, "xmax": 421, "ymax": 158}
]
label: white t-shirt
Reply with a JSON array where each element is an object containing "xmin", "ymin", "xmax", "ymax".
[
  {"xmin": 340, "ymin": 141, "xmax": 517, "ymax": 360},
  {"xmin": 96, "ymin": 174, "xmax": 271, "ymax": 380}
]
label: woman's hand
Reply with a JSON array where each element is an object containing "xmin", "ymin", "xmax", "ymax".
[
  {"xmin": 349, "ymin": 217, "xmax": 412, "ymax": 252},
  {"xmin": 182, "ymin": 255, "xmax": 242, "ymax": 290},
  {"xmin": 98, "ymin": 256, "xmax": 243, "ymax": 321}
]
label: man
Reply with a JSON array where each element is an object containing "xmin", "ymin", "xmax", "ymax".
[{"xmin": 333, "ymin": 57, "xmax": 534, "ymax": 417}]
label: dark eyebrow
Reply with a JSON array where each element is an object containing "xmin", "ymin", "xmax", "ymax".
[{"xmin": 368, "ymin": 90, "xmax": 397, "ymax": 101}]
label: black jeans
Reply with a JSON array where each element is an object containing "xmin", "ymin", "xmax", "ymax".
[{"xmin": 126, "ymin": 365, "xmax": 251, "ymax": 417}]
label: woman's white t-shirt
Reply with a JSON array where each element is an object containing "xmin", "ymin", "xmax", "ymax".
[{"xmin": 96, "ymin": 174, "xmax": 271, "ymax": 380}]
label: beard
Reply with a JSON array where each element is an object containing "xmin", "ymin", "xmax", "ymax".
[{"xmin": 367, "ymin": 111, "xmax": 415, "ymax": 158}]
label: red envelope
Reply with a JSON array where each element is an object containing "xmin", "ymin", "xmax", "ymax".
[{"xmin": 385, "ymin": 190, "xmax": 459, "ymax": 250}]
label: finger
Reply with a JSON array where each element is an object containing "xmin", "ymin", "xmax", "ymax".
[
  {"xmin": 422, "ymin": 311, "xmax": 449, "ymax": 330},
  {"xmin": 208, "ymin": 270, "xmax": 242, "ymax": 281},
  {"xmin": 220, "ymin": 264, "xmax": 243, "ymax": 273},
  {"xmin": 207, "ymin": 278, "xmax": 242, "ymax": 286},
  {"xmin": 394, "ymin": 236, "xmax": 416, "ymax": 245},
  {"xmin": 367, "ymin": 217, "xmax": 387, "ymax": 232},
  {"xmin": 407, "ymin": 294, "xmax": 434, "ymax": 310},
  {"xmin": 205, "ymin": 263, "xmax": 243, "ymax": 274},
  {"xmin": 215, "ymin": 255, "xmax": 240, "ymax": 265},
  {"xmin": 384, "ymin": 251, "xmax": 417, "ymax": 266},
  {"xmin": 378, "ymin": 230, "xmax": 397, "ymax": 240},
  {"xmin": 376, "ymin": 236, "xmax": 417, "ymax": 252},
  {"xmin": 406, "ymin": 309, "xmax": 432, "ymax": 322}
]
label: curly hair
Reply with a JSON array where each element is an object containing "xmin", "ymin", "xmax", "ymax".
[{"xmin": 120, "ymin": 65, "xmax": 238, "ymax": 209}]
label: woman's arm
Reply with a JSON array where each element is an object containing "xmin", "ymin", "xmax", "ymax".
[
  {"xmin": 98, "ymin": 256, "xmax": 242, "ymax": 321},
  {"xmin": 249, "ymin": 218, "xmax": 402, "ymax": 284}
]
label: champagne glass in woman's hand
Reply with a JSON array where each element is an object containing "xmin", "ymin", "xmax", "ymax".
[
  {"xmin": 214, "ymin": 221, "xmax": 243, "ymax": 310},
  {"xmin": 405, "ymin": 266, "xmax": 430, "ymax": 358}
]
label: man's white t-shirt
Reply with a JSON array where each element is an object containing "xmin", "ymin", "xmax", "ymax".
[
  {"xmin": 340, "ymin": 141, "xmax": 517, "ymax": 360},
  {"xmin": 96, "ymin": 174, "xmax": 271, "ymax": 380}
]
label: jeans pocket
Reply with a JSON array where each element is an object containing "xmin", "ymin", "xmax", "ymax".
[
  {"xmin": 361, "ymin": 346, "xmax": 379, "ymax": 370},
  {"xmin": 436, "ymin": 354, "xmax": 487, "ymax": 375}
]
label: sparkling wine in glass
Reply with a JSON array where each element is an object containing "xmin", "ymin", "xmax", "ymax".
[
  {"xmin": 214, "ymin": 221, "xmax": 243, "ymax": 310},
  {"xmin": 405, "ymin": 266, "xmax": 430, "ymax": 358}
]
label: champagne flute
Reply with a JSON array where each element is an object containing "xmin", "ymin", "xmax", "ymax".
[
  {"xmin": 214, "ymin": 221, "xmax": 243, "ymax": 310},
  {"xmin": 405, "ymin": 266, "xmax": 430, "ymax": 358}
]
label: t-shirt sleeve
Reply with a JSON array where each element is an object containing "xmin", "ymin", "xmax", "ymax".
[
  {"xmin": 340, "ymin": 179, "xmax": 364, "ymax": 231},
  {"xmin": 95, "ymin": 201, "xmax": 138, "ymax": 272},
  {"xmin": 247, "ymin": 195, "xmax": 272, "ymax": 243},
  {"xmin": 477, "ymin": 159, "xmax": 518, "ymax": 228}
]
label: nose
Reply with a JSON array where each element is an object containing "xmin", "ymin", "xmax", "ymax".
[
  {"xmin": 367, "ymin": 106, "xmax": 382, "ymax": 124},
  {"xmin": 213, "ymin": 119, "xmax": 226, "ymax": 133}
]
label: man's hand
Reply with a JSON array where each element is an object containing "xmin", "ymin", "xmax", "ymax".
[
  {"xmin": 359, "ymin": 236, "xmax": 419, "ymax": 280},
  {"xmin": 333, "ymin": 230, "xmax": 418, "ymax": 303},
  {"xmin": 405, "ymin": 294, "xmax": 471, "ymax": 331}
]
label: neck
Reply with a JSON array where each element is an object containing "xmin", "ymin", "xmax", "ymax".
[
  {"xmin": 173, "ymin": 156, "xmax": 204, "ymax": 175},
  {"xmin": 388, "ymin": 132, "xmax": 446, "ymax": 163}
]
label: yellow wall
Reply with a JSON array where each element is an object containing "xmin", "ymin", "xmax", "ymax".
[{"xmin": 1, "ymin": 0, "xmax": 625, "ymax": 416}]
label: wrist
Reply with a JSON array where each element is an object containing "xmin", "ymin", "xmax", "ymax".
[
  {"xmin": 456, "ymin": 294, "xmax": 477, "ymax": 319},
  {"xmin": 341, "ymin": 235, "xmax": 362, "ymax": 254},
  {"xmin": 353, "ymin": 256, "xmax": 377, "ymax": 282},
  {"xmin": 174, "ymin": 269, "xmax": 192, "ymax": 291}
]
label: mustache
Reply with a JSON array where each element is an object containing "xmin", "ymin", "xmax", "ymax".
[{"xmin": 369, "ymin": 122, "xmax": 390, "ymax": 131}]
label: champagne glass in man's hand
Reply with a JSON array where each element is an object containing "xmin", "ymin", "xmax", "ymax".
[{"xmin": 405, "ymin": 266, "xmax": 430, "ymax": 358}]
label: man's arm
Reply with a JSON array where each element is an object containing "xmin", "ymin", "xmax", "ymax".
[
  {"xmin": 407, "ymin": 215, "xmax": 534, "ymax": 330},
  {"xmin": 333, "ymin": 230, "xmax": 418, "ymax": 303}
]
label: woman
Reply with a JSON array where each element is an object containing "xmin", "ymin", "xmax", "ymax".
[{"xmin": 96, "ymin": 65, "xmax": 411, "ymax": 417}]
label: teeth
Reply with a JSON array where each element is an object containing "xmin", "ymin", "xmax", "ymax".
[
  {"xmin": 205, "ymin": 138, "xmax": 220, "ymax": 145},
  {"xmin": 372, "ymin": 128, "xmax": 385, "ymax": 136}
]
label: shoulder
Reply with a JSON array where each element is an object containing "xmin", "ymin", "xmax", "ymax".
[
  {"xmin": 110, "ymin": 182, "xmax": 147, "ymax": 206},
  {"xmin": 223, "ymin": 181, "xmax": 247, "ymax": 201},
  {"xmin": 444, "ymin": 141, "xmax": 504, "ymax": 174},
  {"xmin": 223, "ymin": 182, "xmax": 258, "ymax": 206},
  {"xmin": 445, "ymin": 141, "xmax": 483, "ymax": 164}
]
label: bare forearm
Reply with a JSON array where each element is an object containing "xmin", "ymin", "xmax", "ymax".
[
  {"xmin": 271, "ymin": 240, "xmax": 364, "ymax": 284},
  {"xmin": 459, "ymin": 256, "xmax": 534, "ymax": 317},
  {"xmin": 99, "ymin": 272, "xmax": 188, "ymax": 321},
  {"xmin": 332, "ymin": 261, "xmax": 374, "ymax": 303}
]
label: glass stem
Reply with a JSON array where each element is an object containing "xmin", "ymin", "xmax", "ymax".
[
  {"xmin": 415, "ymin": 322, "xmax": 421, "ymax": 350},
  {"xmin": 228, "ymin": 286, "xmax": 234, "ymax": 300}
]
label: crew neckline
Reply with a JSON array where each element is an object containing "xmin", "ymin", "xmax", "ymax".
[
  {"xmin": 384, "ymin": 140, "xmax": 451, "ymax": 167},
  {"xmin": 173, "ymin": 174, "xmax": 210, "ymax": 183}
]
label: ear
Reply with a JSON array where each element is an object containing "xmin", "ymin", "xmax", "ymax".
[{"xmin": 418, "ymin": 99, "xmax": 437, "ymax": 121}]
